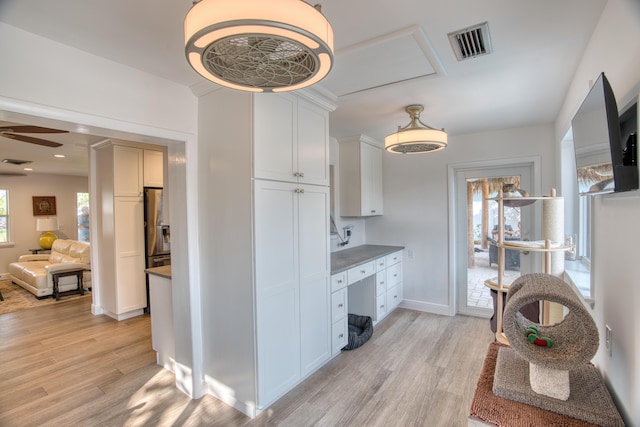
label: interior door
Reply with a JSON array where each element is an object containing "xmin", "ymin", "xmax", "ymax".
[{"xmin": 454, "ymin": 164, "xmax": 534, "ymax": 317}]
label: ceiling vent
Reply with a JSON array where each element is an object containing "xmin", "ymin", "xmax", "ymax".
[
  {"xmin": 448, "ymin": 22, "xmax": 492, "ymax": 61},
  {"xmin": 2, "ymin": 158, "xmax": 33, "ymax": 165}
]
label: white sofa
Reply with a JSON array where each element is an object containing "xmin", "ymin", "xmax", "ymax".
[{"xmin": 9, "ymin": 239, "xmax": 91, "ymax": 298}]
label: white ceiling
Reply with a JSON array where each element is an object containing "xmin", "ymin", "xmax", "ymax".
[{"xmin": 0, "ymin": 0, "xmax": 607, "ymax": 176}]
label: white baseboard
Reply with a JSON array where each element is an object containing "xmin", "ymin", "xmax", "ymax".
[{"xmin": 399, "ymin": 299, "xmax": 453, "ymax": 317}]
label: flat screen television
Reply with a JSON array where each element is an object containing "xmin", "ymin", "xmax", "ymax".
[{"xmin": 571, "ymin": 72, "xmax": 638, "ymax": 196}]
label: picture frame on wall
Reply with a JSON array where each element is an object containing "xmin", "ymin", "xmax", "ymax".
[{"xmin": 32, "ymin": 196, "xmax": 57, "ymax": 216}]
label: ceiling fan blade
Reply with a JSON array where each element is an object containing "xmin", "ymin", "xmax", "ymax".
[
  {"xmin": 0, "ymin": 125, "xmax": 68, "ymax": 134},
  {"xmin": 1, "ymin": 133, "xmax": 63, "ymax": 147}
]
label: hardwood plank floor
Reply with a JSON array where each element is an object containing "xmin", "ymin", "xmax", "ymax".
[{"xmin": 0, "ymin": 297, "xmax": 493, "ymax": 426}]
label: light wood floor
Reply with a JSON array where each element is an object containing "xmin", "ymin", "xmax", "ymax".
[{"xmin": 0, "ymin": 297, "xmax": 494, "ymax": 426}]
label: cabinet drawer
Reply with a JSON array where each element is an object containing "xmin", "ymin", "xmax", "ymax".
[
  {"xmin": 331, "ymin": 288, "xmax": 348, "ymax": 323},
  {"xmin": 332, "ymin": 317, "xmax": 348, "ymax": 355},
  {"xmin": 385, "ymin": 251, "xmax": 402, "ymax": 267},
  {"xmin": 375, "ymin": 256, "xmax": 386, "ymax": 272},
  {"xmin": 331, "ymin": 272, "xmax": 347, "ymax": 292},
  {"xmin": 386, "ymin": 262, "xmax": 402, "ymax": 288},
  {"xmin": 375, "ymin": 271, "xmax": 386, "ymax": 296},
  {"xmin": 347, "ymin": 261, "xmax": 375, "ymax": 285},
  {"xmin": 386, "ymin": 284, "xmax": 402, "ymax": 311},
  {"xmin": 376, "ymin": 294, "xmax": 387, "ymax": 320}
]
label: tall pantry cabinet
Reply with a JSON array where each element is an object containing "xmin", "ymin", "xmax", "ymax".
[
  {"xmin": 94, "ymin": 142, "xmax": 146, "ymax": 320},
  {"xmin": 198, "ymin": 87, "xmax": 336, "ymax": 416}
]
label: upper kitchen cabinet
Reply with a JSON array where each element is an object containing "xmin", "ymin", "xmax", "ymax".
[
  {"xmin": 254, "ymin": 93, "xmax": 330, "ymax": 186},
  {"xmin": 338, "ymin": 135, "xmax": 384, "ymax": 217},
  {"xmin": 143, "ymin": 149, "xmax": 164, "ymax": 188},
  {"xmin": 113, "ymin": 145, "xmax": 144, "ymax": 197}
]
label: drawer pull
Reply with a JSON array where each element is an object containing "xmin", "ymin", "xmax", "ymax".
[
  {"xmin": 394, "ymin": 295, "xmax": 398, "ymax": 299},
  {"xmin": 393, "ymin": 274, "xmax": 398, "ymax": 277},
  {"xmin": 360, "ymin": 270, "xmax": 366, "ymax": 274},
  {"xmin": 339, "ymin": 333, "xmax": 344, "ymax": 338},
  {"xmin": 338, "ymin": 303, "xmax": 343, "ymax": 308},
  {"xmin": 380, "ymin": 305, "xmax": 385, "ymax": 309},
  {"xmin": 337, "ymin": 279, "xmax": 343, "ymax": 283},
  {"xmin": 371, "ymin": 210, "xmax": 376, "ymax": 213}
]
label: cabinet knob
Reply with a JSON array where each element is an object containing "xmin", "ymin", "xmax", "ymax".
[
  {"xmin": 339, "ymin": 333, "xmax": 344, "ymax": 338},
  {"xmin": 299, "ymin": 172, "xmax": 304, "ymax": 177},
  {"xmin": 337, "ymin": 279, "xmax": 343, "ymax": 284},
  {"xmin": 380, "ymin": 305, "xmax": 385, "ymax": 309},
  {"xmin": 393, "ymin": 274, "xmax": 397, "ymax": 278},
  {"xmin": 338, "ymin": 303, "xmax": 343, "ymax": 308},
  {"xmin": 371, "ymin": 210, "xmax": 376, "ymax": 213},
  {"xmin": 294, "ymin": 188, "xmax": 305, "ymax": 193}
]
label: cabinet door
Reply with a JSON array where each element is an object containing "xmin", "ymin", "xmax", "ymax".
[
  {"xmin": 113, "ymin": 145, "xmax": 143, "ymax": 197},
  {"xmin": 361, "ymin": 142, "xmax": 383, "ymax": 216},
  {"xmin": 297, "ymin": 98, "xmax": 329, "ymax": 186},
  {"xmin": 143, "ymin": 149, "xmax": 164, "ymax": 188},
  {"xmin": 254, "ymin": 180, "xmax": 300, "ymax": 406},
  {"xmin": 298, "ymin": 184, "xmax": 331, "ymax": 376},
  {"xmin": 114, "ymin": 196, "xmax": 146, "ymax": 313},
  {"xmin": 254, "ymin": 94, "xmax": 297, "ymax": 183}
]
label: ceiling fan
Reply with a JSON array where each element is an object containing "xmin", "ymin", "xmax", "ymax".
[{"xmin": 0, "ymin": 125, "xmax": 67, "ymax": 147}]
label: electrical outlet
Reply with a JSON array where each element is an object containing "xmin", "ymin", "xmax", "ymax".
[{"xmin": 605, "ymin": 325, "xmax": 612, "ymax": 356}]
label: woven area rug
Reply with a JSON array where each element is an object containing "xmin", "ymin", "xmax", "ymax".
[
  {"xmin": 0, "ymin": 279, "xmax": 90, "ymax": 315},
  {"xmin": 469, "ymin": 342, "xmax": 601, "ymax": 427}
]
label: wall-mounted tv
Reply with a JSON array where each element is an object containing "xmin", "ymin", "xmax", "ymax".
[{"xmin": 571, "ymin": 72, "xmax": 638, "ymax": 196}]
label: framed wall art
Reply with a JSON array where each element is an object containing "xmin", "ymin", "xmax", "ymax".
[{"xmin": 32, "ymin": 196, "xmax": 57, "ymax": 216}]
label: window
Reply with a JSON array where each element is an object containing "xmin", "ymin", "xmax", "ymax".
[
  {"xmin": 77, "ymin": 192, "xmax": 90, "ymax": 242},
  {"xmin": 578, "ymin": 195, "xmax": 591, "ymax": 263},
  {"xmin": 0, "ymin": 189, "xmax": 9, "ymax": 244}
]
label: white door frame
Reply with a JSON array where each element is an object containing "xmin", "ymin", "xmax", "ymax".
[
  {"xmin": 447, "ymin": 156, "xmax": 541, "ymax": 316},
  {"xmin": 0, "ymin": 95, "xmax": 204, "ymax": 398}
]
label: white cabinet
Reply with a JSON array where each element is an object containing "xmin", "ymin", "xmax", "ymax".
[
  {"xmin": 198, "ymin": 87, "xmax": 336, "ymax": 416},
  {"xmin": 143, "ymin": 149, "xmax": 164, "ymax": 188},
  {"xmin": 113, "ymin": 145, "xmax": 143, "ymax": 197},
  {"xmin": 254, "ymin": 94, "xmax": 330, "ymax": 186},
  {"xmin": 94, "ymin": 142, "xmax": 147, "ymax": 320},
  {"xmin": 338, "ymin": 134, "xmax": 383, "ymax": 217},
  {"xmin": 330, "ymin": 270, "xmax": 348, "ymax": 356},
  {"xmin": 254, "ymin": 180, "xmax": 330, "ymax": 405},
  {"xmin": 335, "ymin": 249, "xmax": 403, "ymax": 333}
]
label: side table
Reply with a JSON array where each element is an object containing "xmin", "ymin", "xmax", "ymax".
[
  {"xmin": 29, "ymin": 248, "xmax": 51, "ymax": 254},
  {"xmin": 51, "ymin": 269, "xmax": 85, "ymax": 301}
]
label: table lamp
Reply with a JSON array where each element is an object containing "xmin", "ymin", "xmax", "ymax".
[{"xmin": 36, "ymin": 217, "xmax": 59, "ymax": 249}]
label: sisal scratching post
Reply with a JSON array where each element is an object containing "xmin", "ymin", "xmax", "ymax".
[{"xmin": 542, "ymin": 190, "xmax": 564, "ymax": 324}]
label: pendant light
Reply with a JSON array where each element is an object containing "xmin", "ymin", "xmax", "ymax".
[
  {"xmin": 384, "ymin": 105, "xmax": 448, "ymax": 154},
  {"xmin": 184, "ymin": 0, "xmax": 334, "ymax": 93}
]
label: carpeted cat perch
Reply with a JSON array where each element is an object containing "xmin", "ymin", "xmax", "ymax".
[{"xmin": 492, "ymin": 273, "xmax": 624, "ymax": 426}]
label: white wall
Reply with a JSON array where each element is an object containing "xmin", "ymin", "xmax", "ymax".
[
  {"xmin": 365, "ymin": 124, "xmax": 555, "ymax": 312},
  {"xmin": 554, "ymin": 0, "xmax": 640, "ymax": 423},
  {"xmin": 0, "ymin": 174, "xmax": 88, "ymax": 275}
]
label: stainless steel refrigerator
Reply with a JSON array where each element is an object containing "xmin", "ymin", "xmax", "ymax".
[{"xmin": 144, "ymin": 187, "xmax": 171, "ymax": 268}]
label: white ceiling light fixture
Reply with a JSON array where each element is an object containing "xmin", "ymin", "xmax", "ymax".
[
  {"xmin": 184, "ymin": 0, "xmax": 334, "ymax": 93},
  {"xmin": 384, "ymin": 105, "xmax": 448, "ymax": 154}
]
